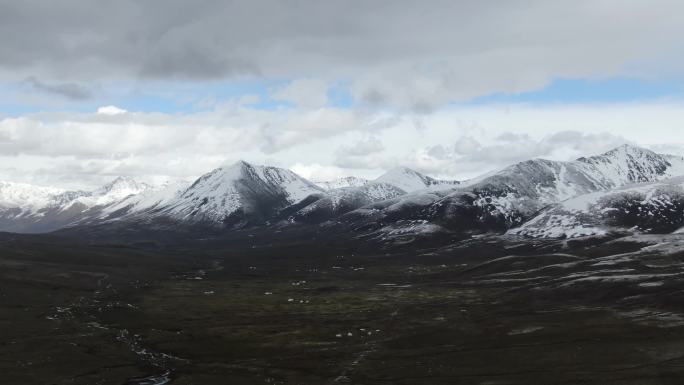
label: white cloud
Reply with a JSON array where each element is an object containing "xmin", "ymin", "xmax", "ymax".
[
  {"xmin": 97, "ymin": 105, "xmax": 127, "ymax": 115},
  {"xmin": 409, "ymin": 130, "xmax": 629, "ymax": 179},
  {"xmin": 2, "ymin": 101, "xmax": 684, "ymax": 188}
]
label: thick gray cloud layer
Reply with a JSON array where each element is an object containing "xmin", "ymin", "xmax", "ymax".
[
  {"xmin": 24, "ymin": 77, "xmax": 92, "ymax": 100},
  {"xmin": 1, "ymin": 1, "xmax": 684, "ymax": 108},
  {"xmin": 2, "ymin": 1, "xmax": 684, "ymax": 187}
]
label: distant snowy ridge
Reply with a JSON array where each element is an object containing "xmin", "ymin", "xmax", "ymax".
[
  {"xmin": 0, "ymin": 177, "xmax": 153, "ymax": 214},
  {"xmin": 315, "ymin": 176, "xmax": 369, "ymax": 190},
  {"xmin": 510, "ymin": 176, "xmax": 684, "ymax": 239},
  {"xmin": 68, "ymin": 176, "xmax": 152, "ymax": 209},
  {"xmin": 374, "ymin": 167, "xmax": 460, "ymax": 192},
  {"xmin": 314, "ymin": 167, "xmax": 459, "ymax": 193},
  {"xmin": 0, "ymin": 181, "xmax": 65, "ymax": 209},
  {"xmin": 339, "ymin": 145, "xmax": 684, "ymax": 239},
  {"xmin": 284, "ymin": 182, "xmax": 406, "ymax": 223},
  {"xmin": 284, "ymin": 167, "xmax": 454, "ymax": 223},
  {"xmin": 2, "ymin": 144, "xmax": 684, "ymax": 236},
  {"xmin": 0, "ymin": 177, "xmax": 155, "ymax": 232},
  {"xmin": 99, "ymin": 179, "xmax": 191, "ymax": 219},
  {"xmin": 2, "ymin": 161, "xmax": 438, "ymax": 231},
  {"xmin": 503, "ymin": 146, "xmax": 684, "ymax": 239}
]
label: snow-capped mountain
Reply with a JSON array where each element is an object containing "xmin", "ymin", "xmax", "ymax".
[
  {"xmin": 98, "ymin": 179, "xmax": 190, "ymax": 220},
  {"xmin": 0, "ymin": 177, "xmax": 154, "ymax": 233},
  {"xmin": 63, "ymin": 176, "xmax": 152, "ymax": 210},
  {"xmin": 156, "ymin": 161, "xmax": 324, "ymax": 226},
  {"xmin": 374, "ymin": 167, "xmax": 459, "ymax": 192},
  {"xmin": 576, "ymin": 144, "xmax": 684, "ymax": 186},
  {"xmin": 315, "ymin": 176, "xmax": 370, "ymax": 190},
  {"xmin": 87, "ymin": 176, "xmax": 151, "ymax": 205},
  {"xmin": 338, "ymin": 145, "xmax": 684, "ymax": 237},
  {"xmin": 0, "ymin": 181, "xmax": 66, "ymax": 213},
  {"xmin": 2, "ymin": 144, "xmax": 684, "ymax": 237},
  {"xmin": 283, "ymin": 167, "xmax": 454, "ymax": 223},
  {"xmin": 465, "ymin": 144, "xmax": 684, "ymax": 206},
  {"xmin": 510, "ymin": 176, "xmax": 684, "ymax": 239},
  {"xmin": 282, "ymin": 182, "xmax": 406, "ymax": 223}
]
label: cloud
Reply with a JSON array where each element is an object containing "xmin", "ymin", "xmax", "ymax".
[
  {"xmin": 410, "ymin": 130, "xmax": 629, "ymax": 178},
  {"xmin": 271, "ymin": 78, "xmax": 329, "ymax": 108},
  {"xmin": 333, "ymin": 136, "xmax": 386, "ymax": 169},
  {"xmin": 97, "ymin": 105, "xmax": 127, "ymax": 115},
  {"xmin": 1, "ymin": 101, "xmax": 684, "ymax": 188},
  {"xmin": 0, "ymin": 103, "xmax": 390, "ymax": 187},
  {"xmin": 24, "ymin": 77, "xmax": 92, "ymax": 100},
  {"xmin": 336, "ymin": 137, "xmax": 384, "ymax": 157},
  {"xmin": 452, "ymin": 137, "xmax": 481, "ymax": 156},
  {"xmin": 2, "ymin": 1, "xmax": 684, "ymax": 109}
]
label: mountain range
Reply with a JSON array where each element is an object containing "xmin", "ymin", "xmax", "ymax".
[{"xmin": 2, "ymin": 144, "xmax": 684, "ymax": 239}]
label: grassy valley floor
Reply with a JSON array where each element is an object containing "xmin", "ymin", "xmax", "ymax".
[{"xmin": 3, "ymin": 229, "xmax": 684, "ymax": 384}]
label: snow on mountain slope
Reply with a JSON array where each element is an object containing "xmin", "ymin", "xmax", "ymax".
[
  {"xmin": 456, "ymin": 144, "xmax": 684, "ymax": 210},
  {"xmin": 67, "ymin": 176, "xmax": 151, "ymax": 208},
  {"xmin": 338, "ymin": 182, "xmax": 405, "ymax": 204},
  {"xmin": 284, "ymin": 182, "xmax": 405, "ymax": 223},
  {"xmin": 100, "ymin": 179, "xmax": 190, "ymax": 218},
  {"xmin": 502, "ymin": 146, "xmax": 684, "ymax": 239},
  {"xmin": 2, "ymin": 144, "xmax": 683, "ymax": 236},
  {"xmin": 340, "ymin": 145, "xmax": 684, "ymax": 237},
  {"xmin": 576, "ymin": 144, "xmax": 684, "ymax": 188},
  {"xmin": 315, "ymin": 176, "xmax": 370, "ymax": 190},
  {"xmin": 159, "ymin": 161, "xmax": 324, "ymax": 225},
  {"xmin": 251, "ymin": 163, "xmax": 324, "ymax": 203},
  {"xmin": 0, "ymin": 181, "xmax": 66, "ymax": 213},
  {"xmin": 0, "ymin": 177, "xmax": 153, "ymax": 232},
  {"xmin": 466, "ymin": 145, "xmax": 684, "ymax": 207},
  {"xmin": 374, "ymin": 167, "xmax": 459, "ymax": 192},
  {"xmin": 509, "ymin": 176, "xmax": 684, "ymax": 239},
  {"xmin": 287, "ymin": 168, "xmax": 459, "ymax": 223}
]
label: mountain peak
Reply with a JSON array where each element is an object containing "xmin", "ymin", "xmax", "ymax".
[
  {"xmin": 110, "ymin": 175, "xmax": 135, "ymax": 184},
  {"xmin": 167, "ymin": 161, "xmax": 322, "ymax": 224},
  {"xmin": 98, "ymin": 176, "xmax": 147, "ymax": 192},
  {"xmin": 93, "ymin": 177, "xmax": 150, "ymax": 204},
  {"xmin": 576, "ymin": 144, "xmax": 664, "ymax": 166},
  {"xmin": 201, "ymin": 160, "xmax": 254, "ymax": 179},
  {"xmin": 315, "ymin": 176, "xmax": 370, "ymax": 191},
  {"xmin": 375, "ymin": 167, "xmax": 437, "ymax": 193},
  {"xmin": 383, "ymin": 166, "xmax": 419, "ymax": 174},
  {"xmin": 232, "ymin": 159, "xmax": 252, "ymax": 168},
  {"xmin": 566, "ymin": 143, "xmax": 681, "ymax": 188},
  {"xmin": 574, "ymin": 144, "xmax": 654, "ymax": 162},
  {"xmin": 603, "ymin": 143, "xmax": 655, "ymax": 156},
  {"xmin": 376, "ymin": 166, "xmax": 423, "ymax": 181}
]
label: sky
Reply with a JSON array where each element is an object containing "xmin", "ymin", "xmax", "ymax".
[{"xmin": 2, "ymin": 0, "xmax": 684, "ymax": 189}]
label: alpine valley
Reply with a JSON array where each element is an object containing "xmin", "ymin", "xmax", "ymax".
[{"xmin": 8, "ymin": 145, "xmax": 684, "ymax": 385}]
